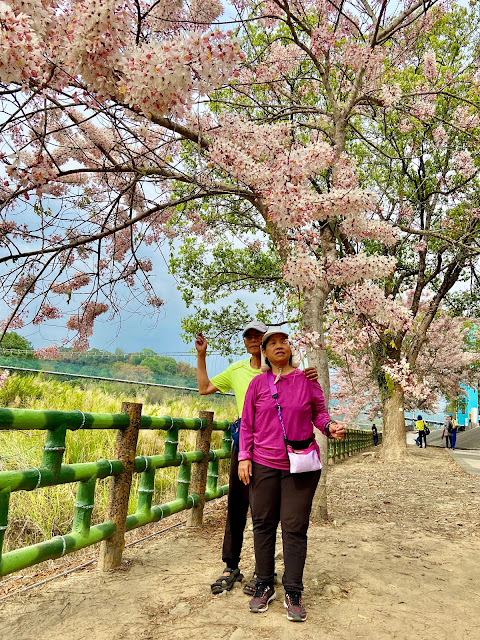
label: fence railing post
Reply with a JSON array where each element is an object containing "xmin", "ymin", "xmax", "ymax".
[
  {"xmin": 187, "ymin": 410, "xmax": 213, "ymax": 528},
  {"xmin": 98, "ymin": 401, "xmax": 142, "ymax": 570}
]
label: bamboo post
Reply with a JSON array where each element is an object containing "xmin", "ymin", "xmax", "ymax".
[
  {"xmin": 72, "ymin": 476, "xmax": 96, "ymax": 536},
  {"xmin": 98, "ymin": 402, "xmax": 142, "ymax": 571},
  {"xmin": 186, "ymin": 410, "xmax": 213, "ymax": 528},
  {"xmin": 0, "ymin": 488, "xmax": 10, "ymax": 563}
]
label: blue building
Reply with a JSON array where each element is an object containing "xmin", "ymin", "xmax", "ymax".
[{"xmin": 457, "ymin": 385, "xmax": 478, "ymax": 427}]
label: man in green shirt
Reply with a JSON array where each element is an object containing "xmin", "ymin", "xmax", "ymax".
[{"xmin": 196, "ymin": 321, "xmax": 318, "ymax": 596}]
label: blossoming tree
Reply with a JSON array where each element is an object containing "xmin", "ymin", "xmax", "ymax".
[
  {"xmin": 171, "ymin": 1, "xmax": 480, "ymax": 467},
  {"xmin": 0, "ymin": 0, "xmax": 247, "ymax": 348}
]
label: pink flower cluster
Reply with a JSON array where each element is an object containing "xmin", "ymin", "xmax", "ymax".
[
  {"xmin": 413, "ymin": 240, "xmax": 427, "ymax": 253},
  {"xmin": 13, "ymin": 274, "xmax": 37, "ymax": 296},
  {"xmin": 0, "ymin": 2, "xmax": 43, "ymax": 84},
  {"xmin": 422, "ymin": 49, "xmax": 437, "ymax": 81},
  {"xmin": 146, "ymin": 296, "xmax": 164, "ymax": 308},
  {"xmin": 432, "ymin": 126, "xmax": 448, "ymax": 148},
  {"xmin": 382, "ymin": 359, "xmax": 430, "ymax": 402},
  {"xmin": 120, "ymin": 31, "xmax": 244, "ymax": 118},
  {"xmin": 0, "ymin": 369, "xmax": 9, "ymax": 389},
  {"xmin": 380, "ymin": 83, "xmax": 402, "ymax": 108},
  {"xmin": 290, "ymin": 331, "xmax": 322, "ymax": 350},
  {"xmin": 33, "ymin": 304, "xmax": 62, "ymax": 325},
  {"xmin": 339, "ymin": 283, "xmax": 413, "ymax": 333},
  {"xmin": 188, "ymin": 0, "xmax": 223, "ymax": 23},
  {"xmin": 52, "ymin": 273, "xmax": 92, "ymax": 294},
  {"xmin": 66, "ymin": 301, "xmax": 109, "ymax": 351},
  {"xmin": 255, "ymin": 43, "xmax": 303, "ymax": 83},
  {"xmin": 34, "ymin": 344, "xmax": 61, "ymax": 360},
  {"xmin": 326, "ymin": 254, "xmax": 396, "ymax": 286},
  {"xmin": 453, "ymin": 105, "xmax": 480, "ymax": 131},
  {"xmin": 283, "ymin": 249, "xmax": 325, "ymax": 290},
  {"xmin": 452, "ymin": 150, "xmax": 476, "ymax": 179}
]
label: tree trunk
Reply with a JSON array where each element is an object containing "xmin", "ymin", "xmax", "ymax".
[
  {"xmin": 381, "ymin": 384, "xmax": 407, "ymax": 461},
  {"xmin": 302, "ymin": 283, "xmax": 332, "ymax": 521}
]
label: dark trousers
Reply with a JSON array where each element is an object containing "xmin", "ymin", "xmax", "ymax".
[
  {"xmin": 445, "ymin": 434, "xmax": 452, "ymax": 448},
  {"xmin": 373, "ymin": 434, "xmax": 379, "ymax": 446},
  {"xmin": 221, "ymin": 448, "xmax": 250, "ymax": 570},
  {"xmin": 249, "ymin": 461, "xmax": 321, "ymax": 593},
  {"xmin": 418, "ymin": 431, "xmax": 426, "ymax": 448}
]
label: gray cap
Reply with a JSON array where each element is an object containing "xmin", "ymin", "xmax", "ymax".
[{"xmin": 242, "ymin": 321, "xmax": 268, "ymax": 337}]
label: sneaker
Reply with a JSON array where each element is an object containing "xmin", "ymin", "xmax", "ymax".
[
  {"xmin": 249, "ymin": 583, "xmax": 276, "ymax": 613},
  {"xmin": 284, "ymin": 591, "xmax": 307, "ymax": 622}
]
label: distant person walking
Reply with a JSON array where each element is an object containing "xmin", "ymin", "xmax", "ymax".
[
  {"xmin": 372, "ymin": 423, "xmax": 379, "ymax": 446},
  {"xmin": 451, "ymin": 415, "xmax": 458, "ymax": 450},
  {"xmin": 416, "ymin": 415, "xmax": 427, "ymax": 448},
  {"xmin": 443, "ymin": 414, "xmax": 453, "ymax": 448}
]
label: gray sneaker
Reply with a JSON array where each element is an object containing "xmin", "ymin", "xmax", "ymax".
[
  {"xmin": 284, "ymin": 591, "xmax": 307, "ymax": 622},
  {"xmin": 249, "ymin": 583, "xmax": 276, "ymax": 613}
]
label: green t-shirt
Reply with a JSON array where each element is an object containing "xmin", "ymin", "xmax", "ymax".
[{"xmin": 211, "ymin": 358, "xmax": 261, "ymax": 416}]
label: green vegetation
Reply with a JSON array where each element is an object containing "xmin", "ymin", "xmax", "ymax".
[
  {"xmin": 0, "ymin": 331, "xmax": 34, "ymax": 352},
  {"xmin": 0, "ymin": 342, "xmax": 198, "ymax": 387},
  {"xmin": 0, "ymin": 373, "xmax": 236, "ymax": 553}
]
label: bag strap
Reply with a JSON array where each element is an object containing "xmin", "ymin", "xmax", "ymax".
[{"xmin": 267, "ymin": 370, "xmax": 288, "ymax": 441}]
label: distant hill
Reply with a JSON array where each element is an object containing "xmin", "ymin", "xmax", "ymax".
[{"xmin": 0, "ymin": 347, "xmax": 198, "ymax": 389}]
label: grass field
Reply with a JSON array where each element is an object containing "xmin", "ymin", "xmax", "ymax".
[{"xmin": 0, "ymin": 373, "xmax": 237, "ymax": 552}]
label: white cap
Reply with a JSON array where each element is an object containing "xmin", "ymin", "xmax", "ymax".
[
  {"xmin": 261, "ymin": 328, "xmax": 289, "ymax": 347},
  {"xmin": 242, "ymin": 321, "xmax": 268, "ymax": 337}
]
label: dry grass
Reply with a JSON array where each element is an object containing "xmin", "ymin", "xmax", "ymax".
[{"xmin": 0, "ymin": 373, "xmax": 236, "ymax": 551}]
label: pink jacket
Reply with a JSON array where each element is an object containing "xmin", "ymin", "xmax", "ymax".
[{"xmin": 238, "ymin": 369, "xmax": 331, "ymax": 470}]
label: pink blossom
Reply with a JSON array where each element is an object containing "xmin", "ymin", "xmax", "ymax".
[
  {"xmin": 33, "ymin": 304, "xmax": 62, "ymax": 325},
  {"xmin": 34, "ymin": 344, "xmax": 61, "ymax": 360},
  {"xmin": 413, "ymin": 240, "xmax": 427, "ymax": 253},
  {"xmin": 0, "ymin": 369, "xmax": 9, "ymax": 389},
  {"xmin": 432, "ymin": 126, "xmax": 448, "ymax": 147},
  {"xmin": 422, "ymin": 49, "xmax": 437, "ymax": 81},
  {"xmin": 66, "ymin": 301, "xmax": 109, "ymax": 351},
  {"xmin": 398, "ymin": 119, "xmax": 414, "ymax": 134},
  {"xmin": 452, "ymin": 150, "xmax": 476, "ymax": 178},
  {"xmin": 147, "ymin": 296, "xmax": 164, "ymax": 308},
  {"xmin": 380, "ymin": 83, "xmax": 402, "ymax": 107},
  {"xmin": 453, "ymin": 105, "xmax": 480, "ymax": 131}
]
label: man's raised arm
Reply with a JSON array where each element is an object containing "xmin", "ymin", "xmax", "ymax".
[{"xmin": 195, "ymin": 332, "xmax": 220, "ymax": 395}]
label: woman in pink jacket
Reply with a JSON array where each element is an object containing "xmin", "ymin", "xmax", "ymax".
[{"xmin": 238, "ymin": 329, "xmax": 344, "ymax": 622}]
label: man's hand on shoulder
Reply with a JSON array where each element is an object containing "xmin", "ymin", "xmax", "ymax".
[{"xmin": 304, "ymin": 366, "xmax": 318, "ymax": 381}]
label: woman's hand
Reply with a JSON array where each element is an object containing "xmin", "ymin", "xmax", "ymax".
[
  {"xmin": 329, "ymin": 422, "xmax": 345, "ymax": 439},
  {"xmin": 238, "ymin": 460, "xmax": 252, "ymax": 485}
]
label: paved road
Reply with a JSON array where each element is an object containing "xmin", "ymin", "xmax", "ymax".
[
  {"xmin": 447, "ymin": 449, "xmax": 480, "ymax": 476},
  {"xmin": 406, "ymin": 430, "xmax": 480, "ymax": 476}
]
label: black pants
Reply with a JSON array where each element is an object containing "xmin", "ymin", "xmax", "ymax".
[
  {"xmin": 221, "ymin": 448, "xmax": 250, "ymax": 570},
  {"xmin": 418, "ymin": 431, "xmax": 426, "ymax": 448},
  {"xmin": 249, "ymin": 461, "xmax": 321, "ymax": 593},
  {"xmin": 445, "ymin": 434, "xmax": 452, "ymax": 448}
]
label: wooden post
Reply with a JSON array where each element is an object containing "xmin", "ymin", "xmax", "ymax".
[
  {"xmin": 98, "ymin": 402, "xmax": 142, "ymax": 570},
  {"xmin": 186, "ymin": 410, "xmax": 213, "ymax": 528}
]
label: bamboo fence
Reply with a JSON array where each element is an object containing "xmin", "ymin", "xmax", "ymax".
[{"xmin": 0, "ymin": 404, "xmax": 380, "ymax": 578}]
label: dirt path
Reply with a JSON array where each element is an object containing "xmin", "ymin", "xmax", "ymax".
[{"xmin": 1, "ymin": 445, "xmax": 480, "ymax": 640}]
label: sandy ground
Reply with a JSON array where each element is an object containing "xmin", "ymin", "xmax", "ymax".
[{"xmin": 1, "ymin": 444, "xmax": 480, "ymax": 640}]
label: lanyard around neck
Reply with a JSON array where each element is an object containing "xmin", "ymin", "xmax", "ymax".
[{"xmin": 267, "ymin": 370, "xmax": 288, "ymax": 441}]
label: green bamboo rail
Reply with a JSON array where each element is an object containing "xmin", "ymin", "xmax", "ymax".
[
  {"xmin": 0, "ymin": 406, "xmax": 231, "ymax": 577},
  {"xmin": 0, "ymin": 405, "xmax": 379, "ymax": 579}
]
